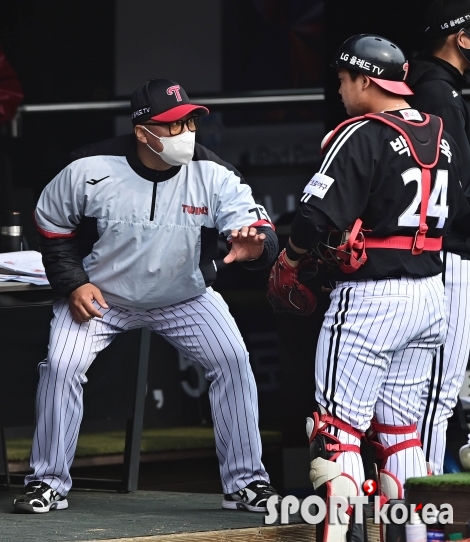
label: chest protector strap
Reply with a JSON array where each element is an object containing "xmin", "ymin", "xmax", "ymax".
[{"xmin": 321, "ymin": 112, "xmax": 444, "ymax": 273}]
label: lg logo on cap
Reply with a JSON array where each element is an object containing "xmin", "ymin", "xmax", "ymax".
[
  {"xmin": 167, "ymin": 85, "xmax": 182, "ymax": 102},
  {"xmin": 403, "ymin": 62, "xmax": 409, "ymax": 80}
]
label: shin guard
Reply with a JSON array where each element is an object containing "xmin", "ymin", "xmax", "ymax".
[
  {"xmin": 367, "ymin": 421, "xmax": 420, "ymax": 542},
  {"xmin": 307, "ymin": 409, "xmax": 367, "ymax": 542},
  {"xmin": 378, "ymin": 470, "xmax": 405, "ymax": 542}
]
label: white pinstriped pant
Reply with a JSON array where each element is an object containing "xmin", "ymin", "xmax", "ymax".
[
  {"xmin": 419, "ymin": 252, "xmax": 470, "ymax": 474},
  {"xmin": 315, "ymin": 275, "xmax": 447, "ymax": 491},
  {"xmin": 25, "ymin": 288, "xmax": 268, "ymax": 496}
]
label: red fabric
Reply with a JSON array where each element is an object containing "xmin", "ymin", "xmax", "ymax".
[
  {"xmin": 365, "ymin": 235, "xmax": 442, "ymax": 251},
  {"xmin": 372, "ymin": 439, "xmax": 422, "ymax": 461},
  {"xmin": 335, "ymin": 218, "xmax": 368, "ymax": 273},
  {"xmin": 308, "ymin": 410, "xmax": 364, "ymax": 444},
  {"xmin": 371, "ymin": 421, "xmax": 417, "ymax": 435},
  {"xmin": 151, "ymin": 104, "xmax": 209, "ymax": 122},
  {"xmin": 0, "ymin": 45, "xmax": 23, "ymax": 124},
  {"xmin": 325, "ymin": 443, "xmax": 361, "ymax": 454},
  {"xmin": 249, "ymin": 219, "xmax": 275, "ymax": 230},
  {"xmin": 368, "ymin": 77, "xmax": 414, "ymax": 96},
  {"xmin": 33, "ymin": 212, "xmax": 76, "ymax": 239}
]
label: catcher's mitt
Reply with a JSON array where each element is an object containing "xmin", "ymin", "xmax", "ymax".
[{"xmin": 267, "ymin": 249, "xmax": 318, "ymax": 315}]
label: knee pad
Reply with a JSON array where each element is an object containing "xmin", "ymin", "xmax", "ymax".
[
  {"xmin": 309, "ymin": 458, "xmax": 367, "ymax": 542},
  {"xmin": 306, "ymin": 405, "xmax": 363, "ymax": 462},
  {"xmin": 367, "ymin": 420, "xmax": 422, "ymax": 471}
]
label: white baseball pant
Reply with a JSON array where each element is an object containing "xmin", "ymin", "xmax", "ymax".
[
  {"xmin": 25, "ymin": 287, "xmax": 269, "ymax": 496},
  {"xmin": 419, "ymin": 251, "xmax": 470, "ymax": 474},
  {"xmin": 315, "ymin": 275, "xmax": 447, "ymax": 489}
]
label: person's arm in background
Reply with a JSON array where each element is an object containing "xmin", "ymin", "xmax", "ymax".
[
  {"xmin": 0, "ymin": 44, "xmax": 23, "ymax": 125},
  {"xmin": 0, "ymin": 43, "xmax": 24, "ymax": 214},
  {"xmin": 433, "ymin": 105, "xmax": 470, "ymax": 196}
]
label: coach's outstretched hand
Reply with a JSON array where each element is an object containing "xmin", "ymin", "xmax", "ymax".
[
  {"xmin": 224, "ymin": 226, "xmax": 266, "ymax": 264},
  {"xmin": 69, "ymin": 283, "xmax": 109, "ymax": 323}
]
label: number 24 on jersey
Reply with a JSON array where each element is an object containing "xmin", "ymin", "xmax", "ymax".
[{"xmin": 398, "ymin": 168, "xmax": 448, "ymax": 229}]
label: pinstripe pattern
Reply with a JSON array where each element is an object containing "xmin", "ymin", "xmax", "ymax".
[
  {"xmin": 315, "ymin": 276, "xmax": 447, "ymax": 489},
  {"xmin": 419, "ymin": 252, "xmax": 470, "ymax": 474},
  {"xmin": 25, "ymin": 288, "xmax": 268, "ymax": 496}
]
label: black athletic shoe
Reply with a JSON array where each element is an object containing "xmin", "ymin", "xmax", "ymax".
[
  {"xmin": 13, "ymin": 481, "xmax": 68, "ymax": 514},
  {"xmin": 222, "ymin": 480, "xmax": 280, "ymax": 512}
]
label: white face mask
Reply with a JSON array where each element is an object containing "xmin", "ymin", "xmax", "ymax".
[{"xmin": 142, "ymin": 126, "xmax": 195, "ymax": 166}]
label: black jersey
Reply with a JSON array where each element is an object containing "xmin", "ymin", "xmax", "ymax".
[
  {"xmin": 296, "ymin": 109, "xmax": 470, "ymax": 281},
  {"xmin": 408, "ymin": 55, "xmax": 470, "ymax": 258}
]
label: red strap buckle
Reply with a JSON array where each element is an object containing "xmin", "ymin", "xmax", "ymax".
[
  {"xmin": 412, "ymin": 225, "xmax": 429, "ymax": 255},
  {"xmin": 326, "ymin": 444, "xmax": 341, "ymax": 452},
  {"xmin": 326, "ymin": 443, "xmax": 361, "ymax": 453},
  {"xmin": 336, "ymin": 219, "xmax": 368, "ymax": 273}
]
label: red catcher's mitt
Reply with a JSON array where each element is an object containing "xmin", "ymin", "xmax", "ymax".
[{"xmin": 267, "ymin": 250, "xmax": 318, "ymax": 315}]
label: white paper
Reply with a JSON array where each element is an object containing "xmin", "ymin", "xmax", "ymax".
[
  {"xmin": 0, "ymin": 274, "xmax": 50, "ymax": 285},
  {"xmin": 0, "ymin": 250, "xmax": 46, "ymax": 277}
]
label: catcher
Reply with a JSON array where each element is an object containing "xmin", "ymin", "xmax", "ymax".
[{"xmin": 267, "ymin": 34, "xmax": 470, "ymax": 542}]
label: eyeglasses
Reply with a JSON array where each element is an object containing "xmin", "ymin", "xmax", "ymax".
[{"xmin": 143, "ymin": 116, "xmax": 200, "ymax": 136}]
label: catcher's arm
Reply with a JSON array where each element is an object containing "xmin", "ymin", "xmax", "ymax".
[{"xmin": 284, "ymin": 239, "xmax": 307, "ymax": 267}]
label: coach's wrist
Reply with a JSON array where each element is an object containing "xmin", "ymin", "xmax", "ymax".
[{"xmin": 66, "ymin": 280, "xmax": 91, "ymax": 298}]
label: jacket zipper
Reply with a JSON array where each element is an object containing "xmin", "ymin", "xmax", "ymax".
[{"xmin": 149, "ymin": 173, "xmax": 158, "ymax": 221}]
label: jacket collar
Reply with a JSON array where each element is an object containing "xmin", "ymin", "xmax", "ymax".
[{"xmin": 126, "ymin": 137, "xmax": 182, "ymax": 181}]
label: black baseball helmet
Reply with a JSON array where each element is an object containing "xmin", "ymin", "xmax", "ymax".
[{"xmin": 332, "ymin": 34, "xmax": 413, "ymax": 96}]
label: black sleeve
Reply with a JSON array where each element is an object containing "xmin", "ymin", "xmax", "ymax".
[
  {"xmin": 441, "ymin": 133, "xmax": 470, "ymax": 253},
  {"xmin": 433, "ymin": 106, "xmax": 470, "ymax": 196},
  {"xmin": 450, "ymin": 209, "xmax": 470, "ymax": 236},
  {"xmin": 238, "ymin": 226, "xmax": 279, "ymax": 271},
  {"xmin": 444, "ymin": 229, "xmax": 470, "ymax": 257},
  {"xmin": 290, "ymin": 205, "xmax": 331, "ymax": 249},
  {"xmin": 38, "ymin": 234, "xmax": 90, "ymax": 297},
  {"xmin": 302, "ymin": 122, "xmax": 376, "ymax": 231}
]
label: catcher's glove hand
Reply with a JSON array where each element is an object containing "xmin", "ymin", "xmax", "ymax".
[{"xmin": 267, "ymin": 249, "xmax": 318, "ymax": 315}]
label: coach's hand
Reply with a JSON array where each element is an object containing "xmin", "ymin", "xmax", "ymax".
[
  {"xmin": 69, "ymin": 283, "xmax": 109, "ymax": 323},
  {"xmin": 224, "ymin": 226, "xmax": 266, "ymax": 264}
]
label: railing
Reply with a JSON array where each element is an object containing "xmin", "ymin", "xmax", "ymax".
[
  {"xmin": 10, "ymin": 86, "xmax": 470, "ymax": 137},
  {"xmin": 10, "ymin": 89, "xmax": 326, "ymax": 137}
]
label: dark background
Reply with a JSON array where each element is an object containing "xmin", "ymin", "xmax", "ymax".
[
  {"xmin": 1, "ymin": 0, "xmax": 468, "ymax": 494},
  {"xmin": 0, "ymin": 0, "xmax": 432, "ymax": 198}
]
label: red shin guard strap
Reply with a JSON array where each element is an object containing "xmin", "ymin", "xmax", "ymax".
[
  {"xmin": 309, "ymin": 411, "xmax": 363, "ymax": 444},
  {"xmin": 372, "ymin": 438, "xmax": 422, "ymax": 461},
  {"xmin": 322, "ymin": 414, "xmax": 363, "ymax": 440},
  {"xmin": 371, "ymin": 422, "xmax": 417, "ymax": 435}
]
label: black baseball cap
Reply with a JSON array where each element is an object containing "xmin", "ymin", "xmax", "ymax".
[
  {"xmin": 425, "ymin": 0, "xmax": 470, "ymax": 38},
  {"xmin": 131, "ymin": 78, "xmax": 209, "ymax": 125}
]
